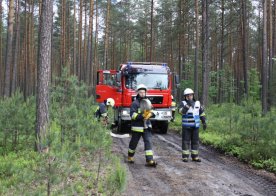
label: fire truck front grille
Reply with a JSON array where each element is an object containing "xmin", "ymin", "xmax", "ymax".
[{"xmin": 132, "ymin": 96, "xmax": 163, "ymax": 104}]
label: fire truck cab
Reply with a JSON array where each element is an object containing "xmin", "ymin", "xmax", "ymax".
[{"xmin": 96, "ymin": 62, "xmax": 178, "ymax": 134}]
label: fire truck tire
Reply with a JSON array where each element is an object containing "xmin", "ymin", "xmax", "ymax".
[
  {"xmin": 159, "ymin": 121, "xmax": 168, "ymax": 134},
  {"xmin": 117, "ymin": 119, "xmax": 129, "ymax": 133}
]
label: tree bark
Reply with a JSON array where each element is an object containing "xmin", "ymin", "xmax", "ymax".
[
  {"xmin": 94, "ymin": 0, "xmax": 99, "ymax": 70},
  {"xmin": 36, "ymin": 0, "xmax": 53, "ymax": 152},
  {"xmin": 194, "ymin": 0, "xmax": 199, "ymax": 99},
  {"xmin": 103, "ymin": 0, "xmax": 111, "ymax": 69},
  {"xmin": 0, "ymin": 0, "xmax": 3, "ymax": 96},
  {"xmin": 87, "ymin": 0, "xmax": 95, "ymax": 87},
  {"xmin": 4, "ymin": 0, "xmax": 15, "ymax": 97},
  {"xmin": 150, "ymin": 0, "xmax": 154, "ymax": 62},
  {"xmin": 11, "ymin": 0, "xmax": 21, "ymax": 94},
  {"xmin": 218, "ymin": 0, "xmax": 224, "ymax": 103},
  {"xmin": 262, "ymin": 0, "xmax": 268, "ymax": 114},
  {"xmin": 201, "ymin": 0, "xmax": 210, "ymax": 106},
  {"xmin": 78, "ymin": 0, "xmax": 83, "ymax": 79},
  {"xmin": 73, "ymin": 0, "xmax": 77, "ymax": 75},
  {"xmin": 23, "ymin": 0, "xmax": 28, "ymax": 98},
  {"xmin": 268, "ymin": 0, "xmax": 273, "ymax": 107},
  {"xmin": 83, "ymin": 1, "xmax": 88, "ymax": 82},
  {"xmin": 241, "ymin": 0, "xmax": 248, "ymax": 98}
]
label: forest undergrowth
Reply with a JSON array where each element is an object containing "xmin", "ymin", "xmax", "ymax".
[{"xmin": 0, "ymin": 73, "xmax": 126, "ymax": 195}]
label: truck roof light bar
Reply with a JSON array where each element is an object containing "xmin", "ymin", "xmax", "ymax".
[{"xmin": 126, "ymin": 62, "xmax": 167, "ymax": 66}]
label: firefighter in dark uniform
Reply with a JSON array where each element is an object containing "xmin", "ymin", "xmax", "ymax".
[
  {"xmin": 127, "ymin": 84, "xmax": 157, "ymax": 167},
  {"xmin": 171, "ymin": 95, "xmax": 176, "ymax": 122},
  {"xmin": 178, "ymin": 88, "xmax": 207, "ymax": 162},
  {"xmin": 95, "ymin": 98, "xmax": 115, "ymax": 126}
]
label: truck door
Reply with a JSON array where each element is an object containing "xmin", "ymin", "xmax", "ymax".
[{"xmin": 96, "ymin": 70, "xmax": 122, "ymax": 106}]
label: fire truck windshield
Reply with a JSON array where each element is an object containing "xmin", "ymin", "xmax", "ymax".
[{"xmin": 125, "ymin": 73, "xmax": 169, "ymax": 90}]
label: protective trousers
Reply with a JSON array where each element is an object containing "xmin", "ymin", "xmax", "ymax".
[
  {"xmin": 128, "ymin": 129, "xmax": 153, "ymax": 162},
  {"xmin": 182, "ymin": 127, "xmax": 199, "ymax": 159}
]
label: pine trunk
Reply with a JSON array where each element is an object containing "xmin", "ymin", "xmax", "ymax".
[
  {"xmin": 87, "ymin": 0, "xmax": 94, "ymax": 87},
  {"xmin": 201, "ymin": 0, "xmax": 209, "ymax": 106},
  {"xmin": 78, "ymin": 0, "xmax": 83, "ymax": 79},
  {"xmin": 150, "ymin": 0, "xmax": 154, "ymax": 62},
  {"xmin": 218, "ymin": 0, "xmax": 224, "ymax": 103},
  {"xmin": 262, "ymin": 0, "xmax": 268, "ymax": 114},
  {"xmin": 242, "ymin": 0, "xmax": 248, "ymax": 98},
  {"xmin": 11, "ymin": 0, "xmax": 21, "ymax": 94},
  {"xmin": 73, "ymin": 0, "xmax": 77, "ymax": 75},
  {"xmin": 4, "ymin": 0, "xmax": 15, "ymax": 97},
  {"xmin": 0, "ymin": 0, "xmax": 3, "ymax": 96},
  {"xmin": 194, "ymin": 0, "xmax": 199, "ymax": 99},
  {"xmin": 36, "ymin": 0, "xmax": 53, "ymax": 152},
  {"xmin": 103, "ymin": 0, "xmax": 111, "ymax": 69}
]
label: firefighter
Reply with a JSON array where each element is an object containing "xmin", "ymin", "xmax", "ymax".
[
  {"xmin": 95, "ymin": 98, "xmax": 115, "ymax": 126},
  {"xmin": 127, "ymin": 84, "xmax": 157, "ymax": 167},
  {"xmin": 178, "ymin": 88, "xmax": 207, "ymax": 162},
  {"xmin": 171, "ymin": 95, "xmax": 176, "ymax": 122}
]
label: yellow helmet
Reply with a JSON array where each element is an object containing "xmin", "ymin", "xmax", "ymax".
[{"xmin": 106, "ymin": 98, "xmax": 115, "ymax": 107}]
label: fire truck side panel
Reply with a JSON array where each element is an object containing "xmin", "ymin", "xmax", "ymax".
[{"xmin": 96, "ymin": 70, "xmax": 122, "ymax": 107}]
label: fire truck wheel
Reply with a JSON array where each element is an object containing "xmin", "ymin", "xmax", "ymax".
[
  {"xmin": 159, "ymin": 121, "xmax": 168, "ymax": 134},
  {"xmin": 117, "ymin": 119, "xmax": 129, "ymax": 133}
]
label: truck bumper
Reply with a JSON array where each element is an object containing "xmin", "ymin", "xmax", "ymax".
[{"xmin": 119, "ymin": 107, "xmax": 172, "ymax": 121}]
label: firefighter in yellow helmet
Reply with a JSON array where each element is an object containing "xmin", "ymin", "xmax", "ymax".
[
  {"xmin": 127, "ymin": 84, "xmax": 157, "ymax": 167},
  {"xmin": 178, "ymin": 88, "xmax": 207, "ymax": 162},
  {"xmin": 171, "ymin": 95, "xmax": 176, "ymax": 122},
  {"xmin": 95, "ymin": 98, "xmax": 115, "ymax": 126}
]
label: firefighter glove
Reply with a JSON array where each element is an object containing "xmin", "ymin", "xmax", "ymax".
[
  {"xmin": 143, "ymin": 110, "xmax": 151, "ymax": 119},
  {"xmin": 203, "ymin": 123, "xmax": 207, "ymax": 130},
  {"xmin": 143, "ymin": 110, "xmax": 150, "ymax": 118},
  {"xmin": 186, "ymin": 100, "xmax": 193, "ymax": 106},
  {"xmin": 144, "ymin": 112, "xmax": 152, "ymax": 120}
]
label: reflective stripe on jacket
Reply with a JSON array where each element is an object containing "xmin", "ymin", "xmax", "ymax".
[
  {"xmin": 130, "ymin": 98, "xmax": 152, "ymax": 132},
  {"xmin": 181, "ymin": 100, "xmax": 201, "ymax": 128}
]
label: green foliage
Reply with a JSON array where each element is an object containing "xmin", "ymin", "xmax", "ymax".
[
  {"xmin": 0, "ymin": 91, "xmax": 35, "ymax": 154},
  {"xmin": 199, "ymin": 102, "xmax": 276, "ymax": 174},
  {"xmin": 106, "ymin": 157, "xmax": 127, "ymax": 194},
  {"xmin": 248, "ymin": 68, "xmax": 261, "ymax": 101},
  {"xmin": 0, "ymin": 71, "xmax": 126, "ymax": 195},
  {"xmin": 50, "ymin": 69, "xmax": 96, "ymax": 144}
]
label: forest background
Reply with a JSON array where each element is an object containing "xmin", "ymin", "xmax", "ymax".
[{"xmin": 0, "ymin": 0, "xmax": 276, "ymax": 195}]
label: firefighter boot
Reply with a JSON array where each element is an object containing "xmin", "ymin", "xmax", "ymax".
[
  {"xmin": 182, "ymin": 158, "xmax": 188, "ymax": 162},
  {"xmin": 146, "ymin": 160, "xmax": 157, "ymax": 167},
  {"xmin": 127, "ymin": 156, "xmax": 134, "ymax": 163},
  {"xmin": 192, "ymin": 157, "xmax": 201, "ymax": 162}
]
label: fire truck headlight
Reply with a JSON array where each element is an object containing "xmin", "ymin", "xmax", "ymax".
[{"xmin": 122, "ymin": 110, "xmax": 129, "ymax": 115}]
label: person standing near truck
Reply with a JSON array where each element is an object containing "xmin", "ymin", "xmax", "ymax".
[
  {"xmin": 95, "ymin": 98, "xmax": 115, "ymax": 126},
  {"xmin": 171, "ymin": 95, "xmax": 176, "ymax": 122},
  {"xmin": 127, "ymin": 84, "xmax": 157, "ymax": 167},
  {"xmin": 178, "ymin": 88, "xmax": 207, "ymax": 162}
]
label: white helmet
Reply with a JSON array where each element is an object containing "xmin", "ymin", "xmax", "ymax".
[
  {"xmin": 183, "ymin": 88, "xmax": 194, "ymax": 96},
  {"xmin": 136, "ymin": 84, "xmax": 147, "ymax": 92},
  {"xmin": 106, "ymin": 98, "xmax": 115, "ymax": 107}
]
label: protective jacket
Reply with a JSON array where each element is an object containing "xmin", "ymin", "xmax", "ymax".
[
  {"xmin": 130, "ymin": 96, "xmax": 154, "ymax": 132},
  {"xmin": 95, "ymin": 102, "xmax": 107, "ymax": 118},
  {"xmin": 178, "ymin": 100, "xmax": 206, "ymax": 128}
]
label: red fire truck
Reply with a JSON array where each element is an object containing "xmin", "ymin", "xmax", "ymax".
[{"xmin": 96, "ymin": 62, "xmax": 179, "ymax": 134}]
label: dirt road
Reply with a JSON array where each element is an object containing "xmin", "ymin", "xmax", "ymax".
[{"xmin": 111, "ymin": 131, "xmax": 276, "ymax": 196}]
